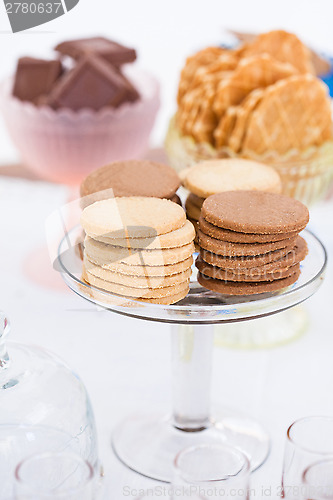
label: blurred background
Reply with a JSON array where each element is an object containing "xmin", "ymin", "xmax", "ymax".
[{"xmin": 1, "ymin": 0, "xmax": 333, "ymax": 157}]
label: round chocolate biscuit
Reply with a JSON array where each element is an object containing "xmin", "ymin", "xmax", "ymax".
[
  {"xmin": 196, "ymin": 256, "xmax": 300, "ymax": 282},
  {"xmin": 187, "ymin": 193, "xmax": 205, "ymax": 209},
  {"xmin": 80, "ymin": 160, "xmax": 181, "ymax": 207},
  {"xmin": 198, "ymin": 229, "xmax": 297, "ymax": 257},
  {"xmin": 202, "ymin": 191, "xmax": 309, "ymax": 234},
  {"xmin": 200, "ymin": 240, "xmax": 297, "ymax": 269},
  {"xmin": 185, "ymin": 197, "xmax": 201, "ymax": 221},
  {"xmin": 197, "ymin": 268, "xmax": 300, "ymax": 295},
  {"xmin": 170, "ymin": 193, "xmax": 182, "ymax": 205},
  {"xmin": 199, "ymin": 216, "xmax": 298, "ymax": 244}
]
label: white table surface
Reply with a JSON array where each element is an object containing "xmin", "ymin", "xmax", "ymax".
[{"xmin": 0, "ymin": 175, "xmax": 332, "ymax": 499}]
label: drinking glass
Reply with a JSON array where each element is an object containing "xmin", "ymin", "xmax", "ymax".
[
  {"xmin": 302, "ymin": 459, "xmax": 333, "ymax": 499},
  {"xmin": 172, "ymin": 444, "xmax": 250, "ymax": 499},
  {"xmin": 282, "ymin": 417, "xmax": 333, "ymax": 499},
  {"xmin": 14, "ymin": 451, "xmax": 95, "ymax": 500}
]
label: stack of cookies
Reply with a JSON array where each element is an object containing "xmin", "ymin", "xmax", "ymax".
[
  {"xmin": 182, "ymin": 158, "xmax": 282, "ymax": 243},
  {"xmin": 80, "ymin": 160, "xmax": 181, "ymax": 208},
  {"xmin": 196, "ymin": 191, "xmax": 309, "ymax": 295},
  {"xmin": 80, "ymin": 197, "xmax": 195, "ymax": 305}
]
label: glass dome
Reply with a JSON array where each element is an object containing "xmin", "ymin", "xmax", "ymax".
[{"xmin": 0, "ymin": 314, "xmax": 98, "ymax": 497}]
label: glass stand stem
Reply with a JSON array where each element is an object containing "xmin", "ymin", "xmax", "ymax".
[{"xmin": 171, "ymin": 324, "xmax": 213, "ymax": 431}]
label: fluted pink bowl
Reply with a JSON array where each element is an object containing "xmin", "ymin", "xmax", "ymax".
[{"xmin": 0, "ymin": 66, "xmax": 160, "ymax": 184}]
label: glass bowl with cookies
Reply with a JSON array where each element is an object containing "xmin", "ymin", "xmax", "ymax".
[
  {"xmin": 56, "ymin": 185, "xmax": 326, "ymax": 482},
  {"xmin": 165, "ymin": 30, "xmax": 333, "ymax": 206}
]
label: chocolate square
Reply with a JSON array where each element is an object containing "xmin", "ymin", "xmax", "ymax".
[
  {"xmin": 55, "ymin": 37, "xmax": 137, "ymax": 66},
  {"xmin": 12, "ymin": 57, "xmax": 63, "ymax": 103},
  {"xmin": 45, "ymin": 55, "xmax": 135, "ymax": 111}
]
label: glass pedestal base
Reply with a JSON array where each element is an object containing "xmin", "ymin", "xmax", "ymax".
[{"xmin": 112, "ymin": 412, "xmax": 269, "ymax": 482}]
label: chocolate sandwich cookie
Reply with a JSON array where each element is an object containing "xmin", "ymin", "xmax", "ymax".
[
  {"xmin": 80, "ymin": 160, "xmax": 181, "ymax": 207},
  {"xmin": 197, "ymin": 268, "xmax": 301, "ymax": 295},
  {"xmin": 198, "ymin": 229, "xmax": 297, "ymax": 257},
  {"xmin": 196, "ymin": 257, "xmax": 300, "ymax": 282},
  {"xmin": 199, "ymin": 216, "xmax": 298, "ymax": 244},
  {"xmin": 202, "ymin": 191, "xmax": 309, "ymax": 234}
]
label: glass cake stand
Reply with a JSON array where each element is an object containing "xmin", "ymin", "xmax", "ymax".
[{"xmin": 58, "ymin": 227, "xmax": 326, "ymax": 482}]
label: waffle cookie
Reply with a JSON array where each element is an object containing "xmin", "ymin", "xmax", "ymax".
[
  {"xmin": 81, "ymin": 197, "xmax": 195, "ymax": 305},
  {"xmin": 196, "ymin": 191, "xmax": 309, "ymax": 295}
]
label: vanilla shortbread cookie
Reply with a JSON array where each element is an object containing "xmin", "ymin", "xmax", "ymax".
[
  {"xmin": 184, "ymin": 158, "xmax": 282, "ymax": 198},
  {"xmin": 85, "ymin": 255, "xmax": 193, "ymax": 277},
  {"xmin": 89, "ymin": 220, "xmax": 195, "ymax": 249},
  {"xmin": 84, "ymin": 255, "xmax": 192, "ymax": 288},
  {"xmin": 84, "ymin": 237, "xmax": 195, "ymax": 266},
  {"xmin": 82, "ymin": 267, "xmax": 189, "ymax": 298},
  {"xmin": 81, "ymin": 197, "xmax": 186, "ymax": 239}
]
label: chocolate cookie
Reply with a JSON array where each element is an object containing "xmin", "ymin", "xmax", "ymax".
[
  {"xmin": 187, "ymin": 193, "xmax": 204, "ymax": 209},
  {"xmin": 197, "ymin": 268, "xmax": 300, "ymax": 295},
  {"xmin": 199, "ymin": 216, "xmax": 298, "ymax": 243},
  {"xmin": 185, "ymin": 197, "xmax": 202, "ymax": 221},
  {"xmin": 198, "ymin": 229, "xmax": 297, "ymax": 257},
  {"xmin": 200, "ymin": 241, "xmax": 297, "ymax": 269},
  {"xmin": 80, "ymin": 160, "xmax": 181, "ymax": 207},
  {"xmin": 196, "ymin": 257, "xmax": 300, "ymax": 282},
  {"xmin": 202, "ymin": 191, "xmax": 309, "ymax": 234}
]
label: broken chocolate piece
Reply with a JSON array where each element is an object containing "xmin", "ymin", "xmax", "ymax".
[
  {"xmin": 12, "ymin": 57, "xmax": 63, "ymax": 103},
  {"xmin": 55, "ymin": 37, "xmax": 136, "ymax": 66},
  {"xmin": 45, "ymin": 55, "xmax": 137, "ymax": 111}
]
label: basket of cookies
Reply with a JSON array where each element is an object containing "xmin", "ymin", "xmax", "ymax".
[{"xmin": 165, "ymin": 30, "xmax": 333, "ymax": 205}]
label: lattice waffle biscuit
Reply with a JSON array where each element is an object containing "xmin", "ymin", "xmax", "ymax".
[
  {"xmin": 177, "ymin": 47, "xmax": 238, "ymax": 104},
  {"xmin": 242, "ymin": 30, "xmax": 315, "ymax": 75},
  {"xmin": 213, "ymin": 54, "xmax": 297, "ymax": 118},
  {"xmin": 242, "ymin": 74, "xmax": 332, "ymax": 156},
  {"xmin": 226, "ymin": 88, "xmax": 264, "ymax": 152}
]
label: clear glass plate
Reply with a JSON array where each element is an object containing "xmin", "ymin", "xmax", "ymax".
[{"xmin": 57, "ymin": 227, "xmax": 327, "ymax": 324}]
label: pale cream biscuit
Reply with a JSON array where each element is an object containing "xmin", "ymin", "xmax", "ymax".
[
  {"xmin": 81, "ymin": 197, "xmax": 186, "ymax": 239},
  {"xmin": 84, "ymin": 237, "xmax": 195, "ymax": 266},
  {"xmin": 183, "ymin": 158, "xmax": 282, "ymax": 198},
  {"xmin": 89, "ymin": 220, "xmax": 195, "ymax": 249},
  {"xmin": 85, "ymin": 255, "xmax": 194, "ymax": 277},
  {"xmin": 82, "ymin": 267, "xmax": 189, "ymax": 298},
  {"xmin": 84, "ymin": 254, "xmax": 192, "ymax": 288}
]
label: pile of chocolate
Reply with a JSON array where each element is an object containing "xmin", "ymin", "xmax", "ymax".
[{"xmin": 12, "ymin": 37, "xmax": 140, "ymax": 111}]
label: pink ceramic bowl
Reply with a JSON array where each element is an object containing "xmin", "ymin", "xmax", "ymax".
[{"xmin": 0, "ymin": 66, "xmax": 160, "ymax": 184}]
